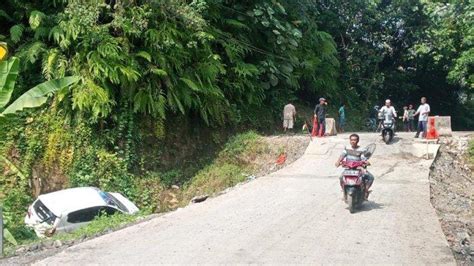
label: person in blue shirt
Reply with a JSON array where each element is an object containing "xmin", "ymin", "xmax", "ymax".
[{"xmin": 338, "ymin": 103, "xmax": 346, "ymax": 133}]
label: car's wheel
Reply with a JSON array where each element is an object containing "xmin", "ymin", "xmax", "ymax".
[{"xmin": 45, "ymin": 227, "xmax": 56, "ymax": 237}]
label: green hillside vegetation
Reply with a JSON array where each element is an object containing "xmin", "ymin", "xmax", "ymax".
[{"xmin": 0, "ymin": 0, "xmax": 472, "ymax": 247}]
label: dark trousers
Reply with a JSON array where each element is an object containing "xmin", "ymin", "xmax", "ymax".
[
  {"xmin": 408, "ymin": 119, "xmax": 415, "ymax": 132},
  {"xmin": 415, "ymin": 121, "xmax": 427, "ymax": 138},
  {"xmin": 403, "ymin": 120, "xmax": 409, "ymax": 132},
  {"xmin": 318, "ymin": 119, "xmax": 326, "ymax": 136}
]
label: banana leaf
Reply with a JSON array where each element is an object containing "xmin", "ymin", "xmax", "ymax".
[
  {"xmin": 0, "ymin": 57, "xmax": 19, "ymax": 108},
  {"xmin": 1, "ymin": 76, "xmax": 79, "ymax": 116},
  {"xmin": 4, "ymin": 228, "xmax": 18, "ymax": 246}
]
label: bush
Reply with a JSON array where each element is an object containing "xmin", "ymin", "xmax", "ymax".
[{"xmin": 1, "ymin": 188, "xmax": 36, "ymax": 242}]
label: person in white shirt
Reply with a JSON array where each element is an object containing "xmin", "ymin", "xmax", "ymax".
[
  {"xmin": 283, "ymin": 103, "xmax": 296, "ymax": 132},
  {"xmin": 414, "ymin": 97, "xmax": 430, "ymax": 138},
  {"xmin": 379, "ymin": 99, "xmax": 397, "ymax": 130}
]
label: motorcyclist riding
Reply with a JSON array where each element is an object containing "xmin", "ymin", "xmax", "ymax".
[
  {"xmin": 379, "ymin": 99, "xmax": 397, "ymax": 130},
  {"xmin": 335, "ymin": 134, "xmax": 374, "ymax": 199}
]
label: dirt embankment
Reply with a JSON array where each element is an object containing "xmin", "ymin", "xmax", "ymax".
[
  {"xmin": 430, "ymin": 134, "xmax": 473, "ymax": 265},
  {"xmin": 254, "ymin": 134, "xmax": 310, "ymax": 176},
  {"xmin": 0, "ymin": 134, "xmax": 310, "ymax": 265}
]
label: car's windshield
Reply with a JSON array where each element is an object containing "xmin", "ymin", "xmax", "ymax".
[
  {"xmin": 98, "ymin": 191, "xmax": 128, "ymax": 213},
  {"xmin": 33, "ymin": 200, "xmax": 57, "ymax": 225}
]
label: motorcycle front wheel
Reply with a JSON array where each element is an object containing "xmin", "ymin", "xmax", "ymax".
[
  {"xmin": 383, "ymin": 132, "xmax": 391, "ymax": 144},
  {"xmin": 347, "ymin": 194, "xmax": 356, "ymax": 213}
]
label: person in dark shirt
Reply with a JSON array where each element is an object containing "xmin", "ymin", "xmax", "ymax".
[{"xmin": 314, "ymin": 98, "xmax": 327, "ymax": 137}]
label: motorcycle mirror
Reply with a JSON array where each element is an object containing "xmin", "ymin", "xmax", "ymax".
[{"xmin": 363, "ymin": 143, "xmax": 376, "ymax": 159}]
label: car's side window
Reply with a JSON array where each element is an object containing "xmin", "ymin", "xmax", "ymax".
[
  {"xmin": 67, "ymin": 207, "xmax": 101, "ymax": 223},
  {"xmin": 66, "ymin": 206, "xmax": 118, "ymax": 224},
  {"xmin": 101, "ymin": 206, "xmax": 118, "ymax": 216}
]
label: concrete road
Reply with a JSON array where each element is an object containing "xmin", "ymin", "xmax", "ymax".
[{"xmin": 36, "ymin": 133, "xmax": 455, "ymax": 265}]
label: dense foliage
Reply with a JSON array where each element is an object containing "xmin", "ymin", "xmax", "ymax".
[{"xmin": 0, "ymin": 0, "xmax": 472, "ymax": 243}]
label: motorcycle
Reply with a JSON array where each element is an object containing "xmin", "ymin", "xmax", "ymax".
[
  {"xmin": 341, "ymin": 161, "xmax": 369, "ymax": 213},
  {"xmin": 340, "ymin": 144, "xmax": 376, "ymax": 213},
  {"xmin": 381, "ymin": 114, "xmax": 394, "ymax": 144}
]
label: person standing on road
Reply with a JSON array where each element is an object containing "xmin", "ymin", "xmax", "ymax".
[
  {"xmin": 369, "ymin": 105, "xmax": 379, "ymax": 131},
  {"xmin": 314, "ymin": 98, "xmax": 327, "ymax": 137},
  {"xmin": 407, "ymin": 104, "xmax": 415, "ymax": 132},
  {"xmin": 402, "ymin": 106, "xmax": 409, "ymax": 132},
  {"xmin": 283, "ymin": 102, "xmax": 296, "ymax": 133},
  {"xmin": 414, "ymin": 97, "xmax": 430, "ymax": 138},
  {"xmin": 338, "ymin": 103, "xmax": 346, "ymax": 133}
]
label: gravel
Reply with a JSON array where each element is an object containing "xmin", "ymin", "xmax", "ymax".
[{"xmin": 430, "ymin": 134, "xmax": 473, "ymax": 265}]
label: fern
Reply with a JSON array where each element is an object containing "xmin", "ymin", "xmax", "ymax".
[
  {"xmin": 0, "ymin": 9, "xmax": 13, "ymax": 22},
  {"xmin": 224, "ymin": 19, "xmax": 251, "ymax": 30},
  {"xmin": 29, "ymin": 10, "xmax": 46, "ymax": 30},
  {"xmin": 42, "ymin": 49, "xmax": 59, "ymax": 80},
  {"xmin": 133, "ymin": 86, "xmax": 166, "ymax": 119},
  {"xmin": 10, "ymin": 24, "xmax": 25, "ymax": 44},
  {"xmin": 233, "ymin": 62, "xmax": 260, "ymax": 78},
  {"xmin": 72, "ymin": 79, "xmax": 114, "ymax": 119},
  {"xmin": 180, "ymin": 77, "xmax": 201, "ymax": 92},
  {"xmin": 135, "ymin": 51, "xmax": 152, "ymax": 63},
  {"xmin": 34, "ymin": 26, "xmax": 51, "ymax": 40}
]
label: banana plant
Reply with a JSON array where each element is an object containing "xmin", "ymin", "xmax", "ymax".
[
  {"xmin": 0, "ymin": 57, "xmax": 78, "ymax": 246},
  {"xmin": 3, "ymin": 225, "xmax": 18, "ymax": 246},
  {"xmin": 0, "ymin": 154, "xmax": 25, "ymax": 246},
  {"xmin": 0, "ymin": 56, "xmax": 78, "ymax": 181},
  {"xmin": 0, "ymin": 57, "xmax": 79, "ymax": 116}
]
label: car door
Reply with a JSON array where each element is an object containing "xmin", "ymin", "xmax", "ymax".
[
  {"xmin": 62, "ymin": 206, "xmax": 119, "ymax": 233},
  {"xmin": 63, "ymin": 207, "xmax": 102, "ymax": 232}
]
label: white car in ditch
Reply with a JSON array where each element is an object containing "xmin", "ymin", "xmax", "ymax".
[{"xmin": 24, "ymin": 187, "xmax": 139, "ymax": 237}]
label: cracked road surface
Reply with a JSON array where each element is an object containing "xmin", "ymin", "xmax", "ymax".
[{"xmin": 35, "ymin": 133, "xmax": 454, "ymax": 265}]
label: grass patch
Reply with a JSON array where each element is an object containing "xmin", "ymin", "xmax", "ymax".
[
  {"xmin": 182, "ymin": 131, "xmax": 268, "ymax": 202},
  {"xmin": 3, "ymin": 211, "xmax": 147, "ymax": 257},
  {"xmin": 62, "ymin": 212, "xmax": 142, "ymax": 240}
]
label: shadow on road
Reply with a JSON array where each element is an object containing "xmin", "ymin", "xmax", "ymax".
[
  {"xmin": 376, "ymin": 136, "xmax": 402, "ymax": 145},
  {"xmin": 357, "ymin": 201, "xmax": 385, "ymax": 212},
  {"xmin": 391, "ymin": 136, "xmax": 402, "ymax": 144}
]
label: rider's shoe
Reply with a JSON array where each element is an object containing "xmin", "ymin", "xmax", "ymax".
[{"xmin": 365, "ymin": 190, "xmax": 372, "ymax": 200}]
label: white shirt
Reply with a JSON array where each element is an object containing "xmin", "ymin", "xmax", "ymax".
[
  {"xmin": 341, "ymin": 145, "xmax": 368, "ymax": 162},
  {"xmin": 379, "ymin": 106, "xmax": 397, "ymax": 119},
  {"xmin": 416, "ymin": 103, "xmax": 430, "ymax": 121},
  {"xmin": 283, "ymin": 104, "xmax": 296, "ymax": 119}
]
